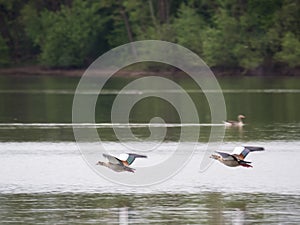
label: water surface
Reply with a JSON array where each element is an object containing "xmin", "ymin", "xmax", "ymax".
[{"xmin": 0, "ymin": 75, "xmax": 299, "ymax": 224}]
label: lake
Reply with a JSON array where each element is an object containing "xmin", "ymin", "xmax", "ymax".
[{"xmin": 0, "ymin": 74, "xmax": 299, "ymax": 224}]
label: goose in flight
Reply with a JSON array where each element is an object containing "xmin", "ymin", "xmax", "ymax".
[
  {"xmin": 210, "ymin": 146, "xmax": 264, "ymax": 168},
  {"xmin": 96, "ymin": 153, "xmax": 147, "ymax": 173},
  {"xmin": 224, "ymin": 114, "xmax": 246, "ymax": 127}
]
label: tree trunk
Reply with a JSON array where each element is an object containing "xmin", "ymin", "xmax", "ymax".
[{"xmin": 120, "ymin": 7, "xmax": 134, "ymax": 43}]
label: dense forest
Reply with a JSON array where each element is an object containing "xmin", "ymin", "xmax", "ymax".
[{"xmin": 0, "ymin": 0, "xmax": 299, "ymax": 75}]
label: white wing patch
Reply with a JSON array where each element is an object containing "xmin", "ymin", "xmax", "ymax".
[
  {"xmin": 231, "ymin": 146, "xmax": 245, "ymax": 155},
  {"xmin": 104, "ymin": 154, "xmax": 122, "ymax": 164},
  {"xmin": 118, "ymin": 153, "xmax": 129, "ymax": 161}
]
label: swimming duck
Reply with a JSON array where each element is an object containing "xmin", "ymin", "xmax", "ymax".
[
  {"xmin": 96, "ymin": 153, "xmax": 147, "ymax": 173},
  {"xmin": 224, "ymin": 115, "xmax": 246, "ymax": 127},
  {"xmin": 210, "ymin": 146, "xmax": 264, "ymax": 168}
]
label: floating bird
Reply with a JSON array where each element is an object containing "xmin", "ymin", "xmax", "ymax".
[
  {"xmin": 210, "ymin": 146, "xmax": 264, "ymax": 168},
  {"xmin": 96, "ymin": 153, "xmax": 147, "ymax": 173},
  {"xmin": 224, "ymin": 114, "xmax": 246, "ymax": 127}
]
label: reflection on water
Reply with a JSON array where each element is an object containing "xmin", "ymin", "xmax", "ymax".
[
  {"xmin": 0, "ymin": 192, "xmax": 299, "ymax": 224},
  {"xmin": 0, "ymin": 76, "xmax": 299, "ymax": 125},
  {"xmin": 0, "ymin": 122, "xmax": 299, "ymax": 142},
  {"xmin": 0, "ymin": 75, "xmax": 299, "ymax": 224}
]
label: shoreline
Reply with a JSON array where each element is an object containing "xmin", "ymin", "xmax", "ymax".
[{"xmin": 0, "ymin": 65, "xmax": 299, "ymax": 77}]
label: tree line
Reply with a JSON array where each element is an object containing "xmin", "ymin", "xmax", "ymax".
[{"xmin": 0, "ymin": 0, "xmax": 299, "ymax": 74}]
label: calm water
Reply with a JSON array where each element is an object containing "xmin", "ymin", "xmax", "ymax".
[{"xmin": 0, "ymin": 75, "xmax": 299, "ymax": 224}]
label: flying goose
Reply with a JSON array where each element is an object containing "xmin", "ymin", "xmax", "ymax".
[
  {"xmin": 210, "ymin": 146, "xmax": 264, "ymax": 168},
  {"xmin": 224, "ymin": 115, "xmax": 246, "ymax": 127},
  {"xmin": 96, "ymin": 153, "xmax": 147, "ymax": 173}
]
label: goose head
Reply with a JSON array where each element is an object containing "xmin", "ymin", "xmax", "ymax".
[
  {"xmin": 210, "ymin": 154, "xmax": 221, "ymax": 160},
  {"xmin": 96, "ymin": 161, "xmax": 105, "ymax": 166},
  {"xmin": 238, "ymin": 115, "xmax": 245, "ymax": 119}
]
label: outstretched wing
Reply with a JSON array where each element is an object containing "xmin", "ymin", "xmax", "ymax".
[
  {"xmin": 244, "ymin": 146, "xmax": 264, "ymax": 151},
  {"xmin": 216, "ymin": 151, "xmax": 231, "ymax": 158},
  {"xmin": 225, "ymin": 120, "xmax": 236, "ymax": 123},
  {"xmin": 238, "ymin": 160, "xmax": 253, "ymax": 168},
  {"xmin": 118, "ymin": 153, "xmax": 147, "ymax": 165},
  {"xmin": 103, "ymin": 153, "xmax": 123, "ymax": 165},
  {"xmin": 232, "ymin": 146, "xmax": 264, "ymax": 160},
  {"xmin": 238, "ymin": 159, "xmax": 252, "ymax": 164}
]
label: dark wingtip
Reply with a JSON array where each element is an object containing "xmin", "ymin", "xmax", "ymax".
[
  {"xmin": 127, "ymin": 153, "xmax": 148, "ymax": 158},
  {"xmin": 240, "ymin": 162, "xmax": 253, "ymax": 168},
  {"xmin": 244, "ymin": 146, "xmax": 265, "ymax": 151}
]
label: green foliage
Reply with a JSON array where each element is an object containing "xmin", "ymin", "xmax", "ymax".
[
  {"xmin": 202, "ymin": 0, "xmax": 287, "ymax": 70},
  {"xmin": 277, "ymin": 0, "xmax": 300, "ymax": 35},
  {"xmin": 202, "ymin": 9, "xmax": 240, "ymax": 67},
  {"xmin": 21, "ymin": 3, "xmax": 42, "ymax": 46},
  {"xmin": 103, "ymin": 1, "xmax": 131, "ymax": 48},
  {"xmin": 172, "ymin": 3, "xmax": 203, "ymax": 54},
  {"xmin": 106, "ymin": 18, "xmax": 129, "ymax": 48},
  {"xmin": 0, "ymin": 0, "xmax": 36, "ymax": 65},
  {"xmin": 275, "ymin": 32, "xmax": 300, "ymax": 67},
  {"xmin": 0, "ymin": 35, "xmax": 9, "ymax": 66},
  {"xmin": 1, "ymin": 0, "xmax": 299, "ymax": 72},
  {"xmin": 233, "ymin": 44, "xmax": 263, "ymax": 69},
  {"xmin": 22, "ymin": 0, "xmax": 104, "ymax": 68},
  {"xmin": 129, "ymin": 0, "xmax": 175, "ymax": 42}
]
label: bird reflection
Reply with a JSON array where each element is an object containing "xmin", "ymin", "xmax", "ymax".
[
  {"xmin": 225, "ymin": 123, "xmax": 244, "ymax": 138},
  {"xmin": 232, "ymin": 208, "xmax": 245, "ymax": 225},
  {"xmin": 119, "ymin": 207, "xmax": 129, "ymax": 225},
  {"xmin": 205, "ymin": 193, "xmax": 247, "ymax": 224}
]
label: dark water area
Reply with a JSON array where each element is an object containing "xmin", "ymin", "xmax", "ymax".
[
  {"xmin": 1, "ymin": 192, "xmax": 299, "ymax": 224},
  {"xmin": 0, "ymin": 74, "xmax": 299, "ymax": 224}
]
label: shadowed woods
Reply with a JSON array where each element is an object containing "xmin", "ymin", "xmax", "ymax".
[{"xmin": 0, "ymin": 0, "xmax": 299, "ymax": 76}]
